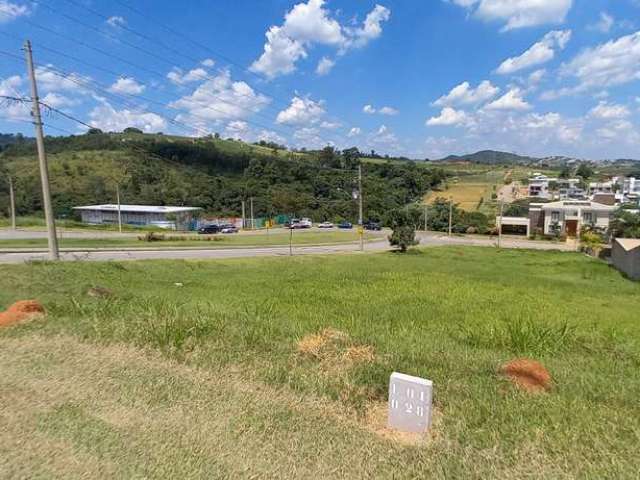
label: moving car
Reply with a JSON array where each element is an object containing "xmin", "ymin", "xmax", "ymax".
[
  {"xmin": 338, "ymin": 221, "xmax": 353, "ymax": 229},
  {"xmin": 198, "ymin": 224, "xmax": 221, "ymax": 234},
  {"xmin": 364, "ymin": 221, "xmax": 382, "ymax": 231},
  {"xmin": 318, "ymin": 221, "xmax": 334, "ymax": 229},
  {"xmin": 298, "ymin": 218, "xmax": 313, "ymax": 228}
]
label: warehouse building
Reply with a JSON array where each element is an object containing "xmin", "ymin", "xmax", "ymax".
[{"xmin": 73, "ymin": 204, "xmax": 201, "ymax": 230}]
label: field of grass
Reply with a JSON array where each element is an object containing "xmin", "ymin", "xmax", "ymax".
[
  {"xmin": 0, "ymin": 231, "xmax": 378, "ymax": 250},
  {"xmin": 1, "ymin": 248, "xmax": 639, "ymax": 478},
  {"xmin": 425, "ymin": 182, "xmax": 494, "ymax": 211}
]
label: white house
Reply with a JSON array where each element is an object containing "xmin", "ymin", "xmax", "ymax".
[
  {"xmin": 528, "ymin": 175, "xmax": 584, "ymax": 200},
  {"xmin": 528, "ymin": 200, "xmax": 616, "ymax": 237},
  {"xmin": 73, "ymin": 204, "xmax": 201, "ymax": 230}
]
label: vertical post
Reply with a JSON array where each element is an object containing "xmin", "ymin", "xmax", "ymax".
[
  {"xmin": 448, "ymin": 197, "xmax": 453, "ymax": 237},
  {"xmin": 250, "ymin": 196, "xmax": 254, "ymax": 230},
  {"xmin": 424, "ymin": 203, "xmax": 428, "ymax": 232},
  {"xmin": 9, "ymin": 176, "xmax": 16, "ymax": 230},
  {"xmin": 116, "ymin": 183, "xmax": 122, "ymax": 233},
  {"xmin": 25, "ymin": 40, "xmax": 58, "ymax": 260},
  {"xmin": 289, "ymin": 221, "xmax": 293, "ymax": 256},
  {"xmin": 241, "ymin": 200, "xmax": 246, "ymax": 229},
  {"xmin": 498, "ymin": 196, "xmax": 504, "ymax": 248},
  {"xmin": 358, "ymin": 163, "xmax": 364, "ymax": 252}
]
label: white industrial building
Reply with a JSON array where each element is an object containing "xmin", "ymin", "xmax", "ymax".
[{"xmin": 73, "ymin": 204, "xmax": 201, "ymax": 230}]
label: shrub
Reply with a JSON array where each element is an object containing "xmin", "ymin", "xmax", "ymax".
[{"xmin": 387, "ymin": 208, "xmax": 419, "ymax": 253}]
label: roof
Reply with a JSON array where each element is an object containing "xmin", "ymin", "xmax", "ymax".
[
  {"xmin": 615, "ymin": 238, "xmax": 640, "ymax": 252},
  {"xmin": 537, "ymin": 200, "xmax": 616, "ymax": 211},
  {"xmin": 73, "ymin": 204, "xmax": 201, "ymax": 214}
]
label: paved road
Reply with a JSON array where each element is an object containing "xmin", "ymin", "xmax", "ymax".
[{"xmin": 0, "ymin": 233, "xmax": 573, "ymax": 264}]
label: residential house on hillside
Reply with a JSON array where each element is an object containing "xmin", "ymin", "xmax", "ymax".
[{"xmin": 528, "ymin": 174, "xmax": 584, "ymax": 200}]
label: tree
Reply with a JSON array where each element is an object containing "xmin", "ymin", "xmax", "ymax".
[
  {"xmin": 388, "ymin": 208, "xmax": 419, "ymax": 252},
  {"xmin": 559, "ymin": 165, "xmax": 572, "ymax": 179},
  {"xmin": 576, "ymin": 163, "xmax": 594, "ymax": 179},
  {"xmin": 342, "ymin": 147, "xmax": 360, "ymax": 170},
  {"xmin": 609, "ymin": 209, "xmax": 640, "ymax": 239},
  {"xmin": 123, "ymin": 127, "xmax": 144, "ymax": 135}
]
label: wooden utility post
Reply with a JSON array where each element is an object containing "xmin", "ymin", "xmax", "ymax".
[
  {"xmin": 358, "ymin": 163, "xmax": 364, "ymax": 252},
  {"xmin": 8, "ymin": 176, "xmax": 16, "ymax": 230},
  {"xmin": 116, "ymin": 184, "xmax": 122, "ymax": 233},
  {"xmin": 498, "ymin": 196, "xmax": 504, "ymax": 248},
  {"xmin": 448, "ymin": 197, "xmax": 453, "ymax": 237},
  {"xmin": 25, "ymin": 40, "xmax": 59, "ymax": 260}
]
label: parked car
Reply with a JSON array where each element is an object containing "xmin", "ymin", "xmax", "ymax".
[
  {"xmin": 287, "ymin": 218, "xmax": 301, "ymax": 229},
  {"xmin": 299, "ymin": 218, "xmax": 313, "ymax": 228},
  {"xmin": 318, "ymin": 221, "xmax": 334, "ymax": 229},
  {"xmin": 198, "ymin": 224, "xmax": 221, "ymax": 234},
  {"xmin": 220, "ymin": 225, "xmax": 238, "ymax": 234},
  {"xmin": 338, "ymin": 221, "xmax": 353, "ymax": 229},
  {"xmin": 364, "ymin": 221, "xmax": 382, "ymax": 231}
]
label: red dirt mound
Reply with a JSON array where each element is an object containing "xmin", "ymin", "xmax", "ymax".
[
  {"xmin": 499, "ymin": 358, "xmax": 552, "ymax": 393},
  {"xmin": 0, "ymin": 300, "xmax": 45, "ymax": 327}
]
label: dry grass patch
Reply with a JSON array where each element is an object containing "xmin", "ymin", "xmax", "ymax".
[{"xmin": 297, "ymin": 328, "xmax": 376, "ymax": 368}]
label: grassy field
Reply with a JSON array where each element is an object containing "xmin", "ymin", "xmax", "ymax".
[
  {"xmin": 0, "ymin": 231, "xmax": 378, "ymax": 250},
  {"xmin": 1, "ymin": 248, "xmax": 639, "ymax": 478}
]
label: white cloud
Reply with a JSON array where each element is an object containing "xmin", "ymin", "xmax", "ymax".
[
  {"xmin": 588, "ymin": 12, "xmax": 614, "ymax": 33},
  {"xmin": 426, "ymin": 107, "xmax": 471, "ymax": 126},
  {"xmin": 167, "ymin": 67, "xmax": 208, "ymax": 85},
  {"xmin": 106, "ymin": 16, "xmax": 126, "ymax": 28},
  {"xmin": 0, "ymin": 75, "xmax": 29, "ymax": 120},
  {"xmin": 342, "ymin": 4, "xmax": 391, "ymax": 50},
  {"xmin": 34, "ymin": 66, "xmax": 90, "ymax": 94},
  {"xmin": 448, "ymin": 0, "xmax": 573, "ymax": 31},
  {"xmin": 88, "ymin": 102, "xmax": 167, "ymax": 133},
  {"xmin": 528, "ymin": 69, "xmax": 546, "ymax": 86},
  {"xmin": 379, "ymin": 106, "xmax": 399, "ymax": 115},
  {"xmin": 433, "ymin": 80, "xmax": 500, "ymax": 106},
  {"xmin": 170, "ymin": 70, "xmax": 271, "ymax": 122},
  {"xmin": 201, "ymin": 58, "xmax": 215, "ymax": 67},
  {"xmin": 320, "ymin": 120, "xmax": 341, "ymax": 129},
  {"xmin": 496, "ymin": 30, "xmax": 571, "ymax": 75},
  {"xmin": 41, "ymin": 92, "xmax": 78, "ymax": 109},
  {"xmin": 316, "ymin": 56, "xmax": 335, "ymax": 75},
  {"xmin": 348, "ymin": 127, "xmax": 361, "ymax": 137},
  {"xmin": 485, "ymin": 88, "xmax": 531, "ymax": 110},
  {"xmin": 363, "ymin": 104, "xmax": 399, "ymax": 115},
  {"xmin": 589, "ymin": 101, "xmax": 631, "ymax": 120},
  {"xmin": 108, "ymin": 77, "xmax": 145, "ymax": 95},
  {"xmin": 276, "ymin": 95, "xmax": 325, "ymax": 125},
  {"xmin": 250, "ymin": 0, "xmax": 390, "ymax": 78},
  {"xmin": 293, "ymin": 127, "xmax": 326, "ymax": 148},
  {"xmin": 0, "ymin": 0, "xmax": 30, "ymax": 23},
  {"xmin": 561, "ymin": 31, "xmax": 640, "ymax": 89}
]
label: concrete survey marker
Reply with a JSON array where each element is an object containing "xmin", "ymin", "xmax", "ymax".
[{"xmin": 388, "ymin": 372, "xmax": 433, "ymax": 434}]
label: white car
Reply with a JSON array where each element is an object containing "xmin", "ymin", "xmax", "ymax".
[
  {"xmin": 318, "ymin": 221, "xmax": 334, "ymax": 229},
  {"xmin": 299, "ymin": 218, "xmax": 313, "ymax": 228}
]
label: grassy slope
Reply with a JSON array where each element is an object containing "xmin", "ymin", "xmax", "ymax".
[{"xmin": 1, "ymin": 247, "xmax": 639, "ymax": 478}]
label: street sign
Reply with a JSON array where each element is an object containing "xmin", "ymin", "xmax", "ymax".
[{"xmin": 388, "ymin": 372, "xmax": 433, "ymax": 434}]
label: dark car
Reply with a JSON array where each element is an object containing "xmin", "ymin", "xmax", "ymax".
[
  {"xmin": 364, "ymin": 221, "xmax": 382, "ymax": 231},
  {"xmin": 338, "ymin": 221, "xmax": 353, "ymax": 229},
  {"xmin": 198, "ymin": 224, "xmax": 221, "ymax": 234}
]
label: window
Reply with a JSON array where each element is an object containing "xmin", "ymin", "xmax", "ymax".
[
  {"xmin": 551, "ymin": 211, "xmax": 560, "ymax": 222},
  {"xmin": 583, "ymin": 212, "xmax": 593, "ymax": 223}
]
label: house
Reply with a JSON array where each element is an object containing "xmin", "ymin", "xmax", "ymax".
[
  {"xmin": 528, "ymin": 200, "xmax": 616, "ymax": 237},
  {"xmin": 618, "ymin": 177, "xmax": 640, "ymax": 204},
  {"xmin": 611, "ymin": 238, "xmax": 640, "ymax": 280},
  {"xmin": 527, "ymin": 175, "xmax": 584, "ymax": 200},
  {"xmin": 73, "ymin": 204, "xmax": 201, "ymax": 230}
]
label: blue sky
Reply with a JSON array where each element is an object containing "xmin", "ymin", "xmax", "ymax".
[{"xmin": 1, "ymin": 0, "xmax": 639, "ymax": 160}]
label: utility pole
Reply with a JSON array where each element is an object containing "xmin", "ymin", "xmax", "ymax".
[
  {"xmin": 448, "ymin": 197, "xmax": 453, "ymax": 237},
  {"xmin": 250, "ymin": 196, "xmax": 255, "ymax": 230},
  {"xmin": 8, "ymin": 176, "xmax": 16, "ymax": 230},
  {"xmin": 498, "ymin": 196, "xmax": 504, "ymax": 249},
  {"xmin": 424, "ymin": 203, "xmax": 428, "ymax": 232},
  {"xmin": 25, "ymin": 40, "xmax": 58, "ymax": 260},
  {"xmin": 358, "ymin": 164, "xmax": 364, "ymax": 251},
  {"xmin": 241, "ymin": 200, "xmax": 246, "ymax": 229},
  {"xmin": 116, "ymin": 183, "xmax": 122, "ymax": 233}
]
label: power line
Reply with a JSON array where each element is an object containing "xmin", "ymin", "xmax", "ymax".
[{"xmin": 34, "ymin": 0, "xmax": 359, "ymax": 145}]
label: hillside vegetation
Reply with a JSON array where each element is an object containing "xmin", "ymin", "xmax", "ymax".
[{"xmin": 0, "ymin": 132, "xmax": 446, "ymax": 222}]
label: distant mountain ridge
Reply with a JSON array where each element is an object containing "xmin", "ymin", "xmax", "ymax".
[{"xmin": 436, "ymin": 150, "xmax": 639, "ymax": 166}]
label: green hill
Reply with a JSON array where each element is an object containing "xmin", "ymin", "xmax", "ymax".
[
  {"xmin": 439, "ymin": 150, "xmax": 539, "ymax": 165},
  {"xmin": 0, "ymin": 131, "xmax": 446, "ymax": 223}
]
